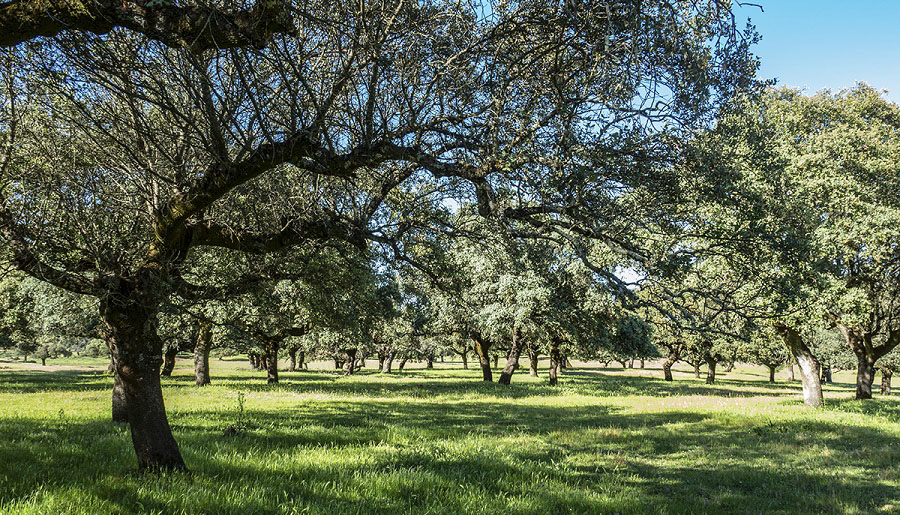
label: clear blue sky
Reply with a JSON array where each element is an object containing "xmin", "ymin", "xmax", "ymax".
[{"xmin": 733, "ymin": 1, "xmax": 900, "ymax": 101}]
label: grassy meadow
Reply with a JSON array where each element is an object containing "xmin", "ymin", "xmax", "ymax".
[{"xmin": 0, "ymin": 356, "xmax": 898, "ymax": 514}]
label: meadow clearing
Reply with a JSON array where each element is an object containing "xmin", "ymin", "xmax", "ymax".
[{"xmin": 1, "ymin": 358, "xmax": 897, "ymax": 514}]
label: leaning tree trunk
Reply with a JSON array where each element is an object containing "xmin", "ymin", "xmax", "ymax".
[
  {"xmin": 342, "ymin": 349, "xmax": 357, "ymax": 376},
  {"xmin": 100, "ymin": 295, "xmax": 185, "ymax": 471},
  {"xmin": 528, "ymin": 349, "xmax": 539, "ymax": 377},
  {"xmin": 549, "ymin": 340, "xmax": 561, "ymax": 386},
  {"xmin": 855, "ymin": 355, "xmax": 876, "ymax": 400},
  {"xmin": 724, "ymin": 362, "xmax": 734, "ymax": 373},
  {"xmin": 160, "ymin": 347, "xmax": 177, "ymax": 377},
  {"xmin": 775, "ymin": 324, "xmax": 824, "ymax": 408},
  {"xmin": 705, "ymin": 358, "xmax": 717, "ymax": 384},
  {"xmin": 768, "ymin": 364, "xmax": 776, "ymax": 383},
  {"xmin": 398, "ymin": 356, "xmax": 408, "ymax": 371},
  {"xmin": 473, "ymin": 338, "xmax": 493, "ymax": 382},
  {"xmin": 194, "ymin": 323, "xmax": 211, "ymax": 386},
  {"xmin": 881, "ymin": 369, "xmax": 893, "ymax": 396},
  {"xmin": 662, "ymin": 353, "xmax": 677, "ymax": 382},
  {"xmin": 499, "ymin": 329, "xmax": 522, "ymax": 385}
]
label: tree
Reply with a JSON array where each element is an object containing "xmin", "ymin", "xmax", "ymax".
[{"xmin": 1, "ymin": 1, "xmax": 756, "ymax": 471}]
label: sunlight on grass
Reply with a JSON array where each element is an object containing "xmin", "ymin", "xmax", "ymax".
[{"xmin": 1, "ymin": 359, "xmax": 898, "ymax": 514}]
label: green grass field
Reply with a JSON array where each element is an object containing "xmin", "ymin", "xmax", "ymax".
[{"xmin": 1, "ymin": 357, "xmax": 898, "ymax": 514}]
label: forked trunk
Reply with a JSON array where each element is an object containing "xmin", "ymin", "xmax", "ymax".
[
  {"xmin": 194, "ymin": 323, "xmax": 211, "ymax": 386},
  {"xmin": 775, "ymin": 324, "xmax": 823, "ymax": 408},
  {"xmin": 498, "ymin": 328, "xmax": 522, "ymax": 385},
  {"xmin": 101, "ymin": 297, "xmax": 185, "ymax": 471},
  {"xmin": 160, "ymin": 347, "xmax": 177, "ymax": 376},
  {"xmin": 881, "ymin": 369, "xmax": 893, "ymax": 396}
]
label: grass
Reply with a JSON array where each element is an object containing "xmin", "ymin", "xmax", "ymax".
[{"xmin": 0, "ymin": 356, "xmax": 898, "ymax": 514}]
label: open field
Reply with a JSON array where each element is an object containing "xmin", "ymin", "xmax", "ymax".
[{"xmin": 1, "ymin": 358, "xmax": 898, "ymax": 514}]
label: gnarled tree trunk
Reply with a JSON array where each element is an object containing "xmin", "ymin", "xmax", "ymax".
[
  {"xmin": 194, "ymin": 323, "xmax": 211, "ymax": 386},
  {"xmin": 101, "ymin": 295, "xmax": 185, "ymax": 471},
  {"xmin": 775, "ymin": 323, "xmax": 824, "ymax": 408}
]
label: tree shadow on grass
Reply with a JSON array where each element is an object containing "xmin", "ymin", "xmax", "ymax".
[{"xmin": 0, "ymin": 369, "xmax": 112, "ymax": 394}]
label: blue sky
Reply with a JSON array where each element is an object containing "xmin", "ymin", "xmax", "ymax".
[{"xmin": 733, "ymin": 1, "xmax": 900, "ymax": 101}]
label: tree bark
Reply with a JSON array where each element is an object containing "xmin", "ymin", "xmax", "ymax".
[
  {"xmin": 662, "ymin": 353, "xmax": 677, "ymax": 382},
  {"xmin": 705, "ymin": 357, "xmax": 717, "ymax": 384},
  {"xmin": 549, "ymin": 339, "xmax": 561, "ymax": 386},
  {"xmin": 492, "ymin": 354, "xmax": 499, "ymax": 369},
  {"xmin": 821, "ymin": 364, "xmax": 832, "ymax": 384},
  {"xmin": 528, "ymin": 349, "xmax": 539, "ymax": 377},
  {"xmin": 768, "ymin": 364, "xmax": 776, "ymax": 383},
  {"xmin": 398, "ymin": 357, "xmax": 408, "ymax": 371},
  {"xmin": 288, "ymin": 348, "xmax": 298, "ymax": 372},
  {"xmin": 855, "ymin": 356, "xmax": 876, "ymax": 400},
  {"xmin": 628, "ymin": 358, "xmax": 634, "ymax": 368},
  {"xmin": 264, "ymin": 340, "xmax": 279, "ymax": 384},
  {"xmin": 788, "ymin": 362, "xmax": 795, "ymax": 382},
  {"xmin": 461, "ymin": 351, "xmax": 468, "ymax": 369},
  {"xmin": 381, "ymin": 351, "xmax": 394, "ymax": 373},
  {"xmin": 160, "ymin": 347, "xmax": 177, "ymax": 377},
  {"xmin": 724, "ymin": 362, "xmax": 734, "ymax": 373},
  {"xmin": 194, "ymin": 323, "xmax": 211, "ymax": 386},
  {"xmin": 498, "ymin": 328, "xmax": 522, "ymax": 385},
  {"xmin": 693, "ymin": 362, "xmax": 701, "ymax": 378},
  {"xmin": 881, "ymin": 369, "xmax": 893, "ymax": 396},
  {"xmin": 297, "ymin": 351, "xmax": 305, "ymax": 370},
  {"xmin": 639, "ymin": 359, "xmax": 645, "ymax": 368},
  {"xmin": 426, "ymin": 354, "xmax": 434, "ymax": 369},
  {"xmin": 775, "ymin": 324, "xmax": 824, "ymax": 408},
  {"xmin": 473, "ymin": 337, "xmax": 493, "ymax": 382},
  {"xmin": 342, "ymin": 349, "xmax": 357, "ymax": 375},
  {"xmin": 101, "ymin": 297, "xmax": 185, "ymax": 471}
]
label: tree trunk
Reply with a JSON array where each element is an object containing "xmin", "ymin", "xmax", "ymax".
[
  {"xmin": 426, "ymin": 355, "xmax": 434, "ymax": 369},
  {"xmin": 297, "ymin": 351, "xmax": 305, "ymax": 370},
  {"xmin": 492, "ymin": 354, "xmax": 499, "ymax": 369},
  {"xmin": 378, "ymin": 353, "xmax": 386, "ymax": 371},
  {"xmin": 528, "ymin": 350, "xmax": 539, "ymax": 377},
  {"xmin": 398, "ymin": 357, "xmax": 408, "ymax": 371},
  {"xmin": 639, "ymin": 359, "xmax": 645, "ymax": 368},
  {"xmin": 881, "ymin": 369, "xmax": 892, "ymax": 396},
  {"xmin": 473, "ymin": 338, "xmax": 493, "ymax": 382},
  {"xmin": 663, "ymin": 353, "xmax": 677, "ymax": 382},
  {"xmin": 342, "ymin": 349, "xmax": 357, "ymax": 375},
  {"xmin": 160, "ymin": 347, "xmax": 177, "ymax": 376},
  {"xmin": 563, "ymin": 355, "xmax": 572, "ymax": 368},
  {"xmin": 264, "ymin": 341, "xmax": 279, "ymax": 384},
  {"xmin": 628, "ymin": 358, "xmax": 634, "ymax": 368},
  {"xmin": 693, "ymin": 363, "xmax": 701, "ymax": 378},
  {"xmin": 768, "ymin": 365, "xmax": 776, "ymax": 383},
  {"xmin": 788, "ymin": 362, "xmax": 795, "ymax": 382},
  {"xmin": 775, "ymin": 324, "xmax": 823, "ymax": 408},
  {"xmin": 855, "ymin": 356, "xmax": 876, "ymax": 400},
  {"xmin": 821, "ymin": 364, "xmax": 832, "ymax": 384},
  {"xmin": 461, "ymin": 351, "xmax": 468, "ymax": 370},
  {"xmin": 100, "ymin": 297, "xmax": 185, "ymax": 471},
  {"xmin": 40, "ymin": 357, "xmax": 46, "ymax": 366},
  {"xmin": 381, "ymin": 351, "xmax": 394, "ymax": 373},
  {"xmin": 288, "ymin": 348, "xmax": 297, "ymax": 372},
  {"xmin": 549, "ymin": 340, "xmax": 561, "ymax": 386},
  {"xmin": 499, "ymin": 328, "xmax": 522, "ymax": 385},
  {"xmin": 194, "ymin": 323, "xmax": 211, "ymax": 386},
  {"xmin": 724, "ymin": 362, "xmax": 734, "ymax": 373},
  {"xmin": 334, "ymin": 357, "xmax": 342, "ymax": 370},
  {"xmin": 705, "ymin": 358, "xmax": 716, "ymax": 384}
]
